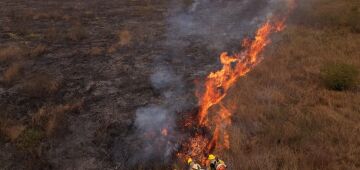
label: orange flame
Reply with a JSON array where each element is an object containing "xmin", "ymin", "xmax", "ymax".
[
  {"xmin": 198, "ymin": 20, "xmax": 284, "ymax": 126},
  {"xmin": 179, "ymin": 0, "xmax": 296, "ymax": 165},
  {"xmin": 176, "ymin": 19, "xmax": 288, "ymax": 165},
  {"xmin": 193, "ymin": 19, "xmax": 288, "ymax": 163}
]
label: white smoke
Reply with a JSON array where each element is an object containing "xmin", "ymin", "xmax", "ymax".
[
  {"xmin": 135, "ymin": 106, "xmax": 169, "ymax": 132},
  {"xmin": 132, "ymin": 64, "xmax": 187, "ymax": 163},
  {"xmin": 134, "ymin": 105, "xmax": 175, "ymax": 159},
  {"xmin": 166, "ymin": 0, "xmax": 288, "ymax": 51}
]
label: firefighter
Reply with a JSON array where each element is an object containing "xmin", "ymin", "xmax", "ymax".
[
  {"xmin": 207, "ymin": 154, "xmax": 227, "ymax": 170},
  {"xmin": 187, "ymin": 158, "xmax": 202, "ymax": 170}
]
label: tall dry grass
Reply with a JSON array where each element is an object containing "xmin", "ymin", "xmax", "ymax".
[{"xmin": 219, "ymin": 1, "xmax": 360, "ymax": 169}]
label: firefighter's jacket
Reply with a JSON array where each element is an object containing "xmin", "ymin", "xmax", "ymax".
[
  {"xmin": 208, "ymin": 159, "xmax": 226, "ymax": 170},
  {"xmin": 189, "ymin": 162, "xmax": 202, "ymax": 170}
]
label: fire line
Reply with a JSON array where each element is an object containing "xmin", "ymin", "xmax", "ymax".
[{"xmin": 178, "ymin": 0, "xmax": 296, "ymax": 166}]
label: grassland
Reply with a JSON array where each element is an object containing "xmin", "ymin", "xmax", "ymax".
[
  {"xmin": 0, "ymin": 0, "xmax": 359, "ymax": 169},
  {"xmin": 223, "ymin": 0, "xmax": 360, "ymax": 169}
]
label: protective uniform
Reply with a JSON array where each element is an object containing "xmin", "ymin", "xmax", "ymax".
[
  {"xmin": 207, "ymin": 154, "xmax": 227, "ymax": 170},
  {"xmin": 188, "ymin": 158, "xmax": 202, "ymax": 170}
]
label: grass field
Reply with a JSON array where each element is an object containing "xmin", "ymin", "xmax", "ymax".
[
  {"xmin": 0, "ymin": 0, "xmax": 359, "ymax": 169},
  {"xmin": 222, "ymin": 0, "xmax": 360, "ymax": 169}
]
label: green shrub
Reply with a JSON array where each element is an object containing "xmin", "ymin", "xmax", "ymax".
[{"xmin": 321, "ymin": 63, "xmax": 359, "ymax": 91}]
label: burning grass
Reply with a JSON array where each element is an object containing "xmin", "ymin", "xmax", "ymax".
[
  {"xmin": 175, "ymin": 0, "xmax": 360, "ymax": 169},
  {"xmin": 0, "ymin": 0, "xmax": 359, "ymax": 169},
  {"xmin": 176, "ymin": 108, "xmax": 213, "ymax": 164},
  {"xmin": 176, "ymin": 15, "xmax": 291, "ymax": 166}
]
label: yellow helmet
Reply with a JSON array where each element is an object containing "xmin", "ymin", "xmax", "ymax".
[
  {"xmin": 187, "ymin": 158, "xmax": 193, "ymax": 164},
  {"xmin": 208, "ymin": 154, "xmax": 216, "ymax": 160}
]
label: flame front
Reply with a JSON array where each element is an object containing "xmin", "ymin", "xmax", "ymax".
[
  {"xmin": 177, "ymin": 19, "xmax": 287, "ymax": 165},
  {"xmin": 178, "ymin": 0, "xmax": 296, "ymax": 166},
  {"xmin": 197, "ymin": 20, "xmax": 285, "ymax": 155},
  {"xmin": 198, "ymin": 21, "xmax": 276, "ymax": 126}
]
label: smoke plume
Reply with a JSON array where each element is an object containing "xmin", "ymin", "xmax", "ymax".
[{"xmin": 166, "ymin": 0, "xmax": 288, "ymax": 51}]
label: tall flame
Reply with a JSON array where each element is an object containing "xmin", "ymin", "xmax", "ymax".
[
  {"xmin": 198, "ymin": 21, "xmax": 276, "ymax": 125},
  {"xmin": 195, "ymin": 20, "xmax": 286, "ymax": 158},
  {"xmin": 178, "ymin": 0, "xmax": 296, "ymax": 166}
]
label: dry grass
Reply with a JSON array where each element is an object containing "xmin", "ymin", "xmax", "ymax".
[
  {"xmin": 32, "ymin": 102, "xmax": 83, "ymax": 137},
  {"xmin": 0, "ymin": 101, "xmax": 82, "ymax": 150},
  {"xmin": 5, "ymin": 125, "xmax": 26, "ymax": 141},
  {"xmin": 0, "ymin": 119, "xmax": 26, "ymax": 142},
  {"xmin": 32, "ymin": 11, "xmax": 62, "ymax": 21},
  {"xmin": 22, "ymin": 73, "xmax": 61, "ymax": 98},
  {"xmin": 45, "ymin": 26, "xmax": 60, "ymax": 42},
  {"xmin": 0, "ymin": 43, "xmax": 45, "ymax": 62},
  {"xmin": 106, "ymin": 30, "xmax": 132, "ymax": 54},
  {"xmin": 219, "ymin": 1, "xmax": 360, "ymax": 169},
  {"xmin": 29, "ymin": 44, "xmax": 47, "ymax": 58},
  {"xmin": 295, "ymin": 0, "xmax": 360, "ymax": 32},
  {"xmin": 107, "ymin": 43, "xmax": 119, "ymax": 54},
  {"xmin": 67, "ymin": 24, "xmax": 87, "ymax": 41},
  {"xmin": 89, "ymin": 47, "xmax": 104, "ymax": 56},
  {"xmin": 2, "ymin": 63, "xmax": 23, "ymax": 84},
  {"xmin": 0, "ymin": 44, "xmax": 27, "ymax": 62},
  {"xmin": 118, "ymin": 30, "xmax": 132, "ymax": 46}
]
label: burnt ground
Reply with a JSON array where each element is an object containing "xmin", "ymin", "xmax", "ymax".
[{"xmin": 0, "ymin": 0, "xmax": 220, "ymax": 169}]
